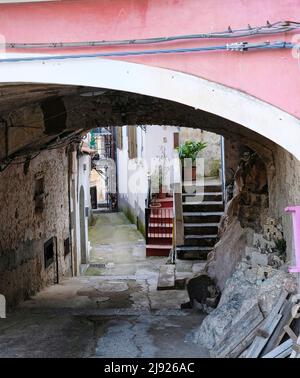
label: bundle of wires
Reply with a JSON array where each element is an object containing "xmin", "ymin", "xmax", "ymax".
[
  {"xmin": 1, "ymin": 21, "xmax": 299, "ymax": 63},
  {"xmin": 5, "ymin": 20, "xmax": 300, "ymax": 49}
]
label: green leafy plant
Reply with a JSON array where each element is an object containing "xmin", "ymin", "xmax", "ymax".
[{"xmin": 176, "ymin": 140, "xmax": 207, "ymax": 163}]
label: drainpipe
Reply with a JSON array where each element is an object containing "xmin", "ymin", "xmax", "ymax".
[
  {"xmin": 220, "ymin": 136, "xmax": 226, "ymax": 203},
  {"xmin": 5, "ymin": 120, "xmax": 9, "ymax": 160},
  {"xmin": 67, "ymin": 147, "xmax": 74, "ymax": 276},
  {"xmin": 112, "ymin": 127, "xmax": 119, "ymax": 211}
]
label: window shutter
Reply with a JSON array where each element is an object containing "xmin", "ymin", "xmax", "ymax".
[
  {"xmin": 117, "ymin": 127, "xmax": 123, "ymax": 150},
  {"xmin": 128, "ymin": 126, "xmax": 137, "ymax": 159},
  {"xmin": 173, "ymin": 132, "xmax": 179, "ymax": 148}
]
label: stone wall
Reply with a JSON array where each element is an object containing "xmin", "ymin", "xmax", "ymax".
[
  {"xmin": 269, "ymin": 146, "xmax": 300, "ymax": 263},
  {"xmin": 208, "ymin": 137, "xmax": 300, "ymax": 291},
  {"xmin": 0, "ymin": 147, "xmax": 71, "ymax": 307}
]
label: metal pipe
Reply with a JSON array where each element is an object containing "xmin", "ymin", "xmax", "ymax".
[
  {"xmin": 67, "ymin": 147, "xmax": 74, "ymax": 276},
  {"xmin": 0, "ymin": 41, "xmax": 295, "ymax": 64},
  {"xmin": 220, "ymin": 136, "xmax": 226, "ymax": 204}
]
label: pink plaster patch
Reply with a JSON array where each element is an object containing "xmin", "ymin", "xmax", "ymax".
[{"xmin": 285, "ymin": 206, "xmax": 300, "ymax": 273}]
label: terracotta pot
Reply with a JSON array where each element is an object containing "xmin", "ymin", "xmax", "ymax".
[
  {"xmin": 158, "ymin": 191, "xmax": 167, "ymax": 199},
  {"xmin": 182, "ymin": 165, "xmax": 197, "ymax": 181},
  {"xmin": 192, "ymin": 166, "xmax": 197, "ymax": 181}
]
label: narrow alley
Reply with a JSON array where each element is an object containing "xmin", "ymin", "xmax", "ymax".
[
  {"xmin": 1, "ymin": 0, "xmax": 300, "ymax": 361},
  {"xmin": 0, "ymin": 213, "xmax": 208, "ymax": 358}
]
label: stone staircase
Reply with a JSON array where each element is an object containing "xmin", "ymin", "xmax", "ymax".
[
  {"xmin": 146, "ymin": 197, "xmax": 174, "ymax": 257},
  {"xmin": 177, "ymin": 184, "xmax": 224, "ymax": 260}
]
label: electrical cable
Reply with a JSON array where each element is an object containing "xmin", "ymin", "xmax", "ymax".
[
  {"xmin": 0, "ymin": 41, "xmax": 296, "ymax": 64},
  {"xmin": 5, "ymin": 20, "xmax": 300, "ymax": 49}
]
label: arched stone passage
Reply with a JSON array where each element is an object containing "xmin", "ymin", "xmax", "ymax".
[{"xmin": 0, "ymin": 57, "xmax": 299, "ymax": 160}]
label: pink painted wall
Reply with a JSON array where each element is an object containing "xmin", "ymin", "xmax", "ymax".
[
  {"xmin": 0, "ymin": 0, "xmax": 300, "ymax": 118},
  {"xmin": 286, "ymin": 207, "xmax": 300, "ymax": 273}
]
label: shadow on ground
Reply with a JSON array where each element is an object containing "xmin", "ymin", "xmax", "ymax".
[{"xmin": 0, "ymin": 212, "xmax": 208, "ymax": 358}]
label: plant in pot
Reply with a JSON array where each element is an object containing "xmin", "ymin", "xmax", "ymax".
[
  {"xmin": 158, "ymin": 166, "xmax": 167, "ymax": 199},
  {"xmin": 176, "ymin": 140, "xmax": 207, "ymax": 181},
  {"xmin": 149, "ymin": 167, "xmax": 165, "ymax": 206},
  {"xmin": 154, "ymin": 147, "xmax": 170, "ymax": 198}
]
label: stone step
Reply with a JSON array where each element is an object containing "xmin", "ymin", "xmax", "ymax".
[
  {"xmin": 149, "ymin": 224, "xmax": 173, "ymax": 234},
  {"xmin": 182, "ymin": 192, "xmax": 223, "ymax": 202},
  {"xmin": 150, "ymin": 216, "xmax": 173, "ymax": 223},
  {"xmin": 157, "ymin": 264, "xmax": 175, "ymax": 290},
  {"xmin": 176, "ymin": 246, "xmax": 212, "ymax": 260},
  {"xmin": 151, "ymin": 197, "xmax": 173, "ymax": 208},
  {"xmin": 183, "ymin": 184, "xmax": 222, "ymax": 193},
  {"xmin": 97, "ymin": 204, "xmax": 109, "ymax": 209},
  {"xmin": 149, "ymin": 222, "xmax": 173, "ymax": 227},
  {"xmin": 175, "ymin": 260, "xmax": 206, "ymax": 273},
  {"xmin": 184, "ymin": 223, "xmax": 219, "ymax": 235},
  {"xmin": 184, "ymin": 234, "xmax": 218, "ymax": 246},
  {"xmin": 148, "ymin": 232, "xmax": 173, "ymax": 238},
  {"xmin": 146, "ymin": 244, "xmax": 172, "ymax": 257},
  {"xmin": 183, "ymin": 211, "xmax": 223, "ymax": 223},
  {"xmin": 183, "ymin": 201, "xmax": 224, "ymax": 212},
  {"xmin": 148, "ymin": 237, "xmax": 173, "ymax": 245}
]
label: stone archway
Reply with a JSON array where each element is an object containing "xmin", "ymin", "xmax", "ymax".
[{"xmin": 0, "ymin": 57, "xmax": 299, "ymax": 160}]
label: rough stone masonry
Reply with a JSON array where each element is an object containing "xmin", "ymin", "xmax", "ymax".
[{"xmin": 0, "ymin": 147, "xmax": 71, "ymax": 307}]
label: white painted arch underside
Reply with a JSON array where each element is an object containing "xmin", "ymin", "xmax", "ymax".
[{"xmin": 0, "ymin": 55, "xmax": 299, "ymax": 160}]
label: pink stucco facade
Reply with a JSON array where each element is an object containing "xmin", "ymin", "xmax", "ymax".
[
  {"xmin": 0, "ymin": 0, "xmax": 300, "ymax": 119},
  {"xmin": 286, "ymin": 207, "xmax": 300, "ymax": 273}
]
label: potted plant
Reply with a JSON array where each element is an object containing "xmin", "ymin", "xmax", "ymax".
[
  {"xmin": 176, "ymin": 140, "xmax": 207, "ymax": 181},
  {"xmin": 158, "ymin": 166, "xmax": 167, "ymax": 198},
  {"xmin": 153, "ymin": 147, "xmax": 170, "ymax": 198},
  {"xmin": 149, "ymin": 166, "xmax": 167, "ymax": 201}
]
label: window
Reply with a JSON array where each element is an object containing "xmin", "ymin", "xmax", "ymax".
[
  {"xmin": 173, "ymin": 132, "xmax": 180, "ymax": 149},
  {"xmin": 34, "ymin": 174, "xmax": 45, "ymax": 213},
  {"xmin": 44, "ymin": 238, "xmax": 55, "ymax": 269},
  {"xmin": 127, "ymin": 126, "xmax": 137, "ymax": 159},
  {"xmin": 64, "ymin": 238, "xmax": 70, "ymax": 258}
]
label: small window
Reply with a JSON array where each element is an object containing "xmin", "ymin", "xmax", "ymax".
[
  {"xmin": 34, "ymin": 175, "xmax": 45, "ymax": 213},
  {"xmin": 173, "ymin": 132, "xmax": 179, "ymax": 149},
  {"xmin": 44, "ymin": 238, "xmax": 55, "ymax": 269},
  {"xmin": 35, "ymin": 177, "xmax": 44, "ymax": 196},
  {"xmin": 64, "ymin": 238, "xmax": 70, "ymax": 258}
]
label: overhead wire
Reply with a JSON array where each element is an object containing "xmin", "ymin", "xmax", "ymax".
[
  {"xmin": 1, "ymin": 21, "xmax": 299, "ymax": 168},
  {"xmin": 4, "ymin": 20, "xmax": 300, "ymax": 49},
  {"xmin": 0, "ymin": 41, "xmax": 296, "ymax": 64}
]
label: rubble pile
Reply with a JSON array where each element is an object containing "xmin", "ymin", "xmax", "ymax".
[{"xmin": 194, "ymin": 218, "xmax": 298, "ymax": 357}]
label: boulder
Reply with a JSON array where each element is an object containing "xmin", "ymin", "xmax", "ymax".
[{"xmin": 206, "ymin": 218, "xmax": 253, "ymax": 291}]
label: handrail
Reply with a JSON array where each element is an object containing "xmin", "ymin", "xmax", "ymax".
[
  {"xmin": 146, "ymin": 174, "xmax": 151, "ymax": 208},
  {"xmin": 172, "ymin": 152, "xmax": 184, "ymax": 247}
]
